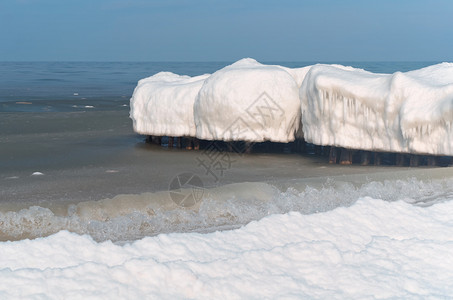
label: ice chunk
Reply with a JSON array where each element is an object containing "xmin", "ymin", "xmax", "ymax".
[
  {"xmin": 194, "ymin": 58, "xmax": 302, "ymax": 143},
  {"xmin": 130, "ymin": 72, "xmax": 210, "ymax": 137}
]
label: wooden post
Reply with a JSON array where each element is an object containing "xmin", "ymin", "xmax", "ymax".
[
  {"xmin": 227, "ymin": 142, "xmax": 234, "ymax": 152},
  {"xmin": 315, "ymin": 145, "xmax": 322, "ymax": 156},
  {"xmin": 410, "ymin": 155, "xmax": 419, "ymax": 167},
  {"xmin": 194, "ymin": 138, "xmax": 200, "ymax": 150},
  {"xmin": 186, "ymin": 137, "xmax": 193, "ymax": 150},
  {"xmin": 374, "ymin": 152, "xmax": 382, "ymax": 166},
  {"xmin": 339, "ymin": 148, "xmax": 352, "ymax": 165},
  {"xmin": 293, "ymin": 139, "xmax": 306, "ymax": 153},
  {"xmin": 329, "ymin": 147, "xmax": 338, "ymax": 164},
  {"xmin": 168, "ymin": 137, "xmax": 174, "ymax": 148},
  {"xmin": 395, "ymin": 153, "xmax": 405, "ymax": 166},
  {"xmin": 244, "ymin": 141, "xmax": 253, "ymax": 154},
  {"xmin": 298, "ymin": 139, "xmax": 306, "ymax": 153},
  {"xmin": 426, "ymin": 156, "xmax": 436, "ymax": 166},
  {"xmin": 360, "ymin": 151, "xmax": 370, "ymax": 166}
]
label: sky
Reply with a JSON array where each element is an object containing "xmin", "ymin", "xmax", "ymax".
[{"xmin": 1, "ymin": 0, "xmax": 453, "ymax": 62}]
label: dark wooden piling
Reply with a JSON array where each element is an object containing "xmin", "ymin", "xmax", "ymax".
[
  {"xmin": 185, "ymin": 137, "xmax": 193, "ymax": 150},
  {"xmin": 294, "ymin": 138, "xmax": 306, "ymax": 153},
  {"xmin": 395, "ymin": 153, "xmax": 405, "ymax": 166},
  {"xmin": 244, "ymin": 142, "xmax": 253, "ymax": 154},
  {"xmin": 409, "ymin": 155, "xmax": 419, "ymax": 167},
  {"xmin": 329, "ymin": 147, "xmax": 338, "ymax": 164},
  {"xmin": 426, "ymin": 156, "xmax": 436, "ymax": 166},
  {"xmin": 360, "ymin": 151, "xmax": 371, "ymax": 166},
  {"xmin": 374, "ymin": 152, "xmax": 382, "ymax": 166},
  {"xmin": 194, "ymin": 138, "xmax": 200, "ymax": 150},
  {"xmin": 339, "ymin": 148, "xmax": 353, "ymax": 165},
  {"xmin": 315, "ymin": 145, "xmax": 322, "ymax": 156}
]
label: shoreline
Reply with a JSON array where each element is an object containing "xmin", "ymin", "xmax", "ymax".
[
  {"xmin": 1, "ymin": 109, "xmax": 448, "ymax": 207},
  {"xmin": 2, "ymin": 108, "xmax": 453, "ymax": 242}
]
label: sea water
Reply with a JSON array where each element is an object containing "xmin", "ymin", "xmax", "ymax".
[
  {"xmin": 1, "ymin": 61, "xmax": 453, "ymax": 298},
  {"xmin": 0, "ymin": 61, "xmax": 448, "ymax": 240}
]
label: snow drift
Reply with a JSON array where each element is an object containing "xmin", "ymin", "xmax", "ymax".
[
  {"xmin": 129, "ymin": 72, "xmax": 210, "ymax": 137},
  {"xmin": 194, "ymin": 58, "xmax": 304, "ymax": 142},
  {"xmin": 300, "ymin": 63, "xmax": 453, "ymax": 155},
  {"xmin": 1, "ymin": 195, "xmax": 453, "ymax": 298}
]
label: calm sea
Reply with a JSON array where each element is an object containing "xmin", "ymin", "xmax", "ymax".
[{"xmin": 0, "ymin": 61, "xmax": 441, "ymax": 111}]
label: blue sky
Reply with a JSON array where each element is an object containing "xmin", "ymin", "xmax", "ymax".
[{"xmin": 1, "ymin": 0, "xmax": 452, "ymax": 61}]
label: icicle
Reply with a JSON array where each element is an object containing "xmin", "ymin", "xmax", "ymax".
[
  {"xmin": 319, "ymin": 89, "xmax": 324, "ymax": 115},
  {"xmin": 343, "ymin": 96, "xmax": 347, "ymax": 123}
]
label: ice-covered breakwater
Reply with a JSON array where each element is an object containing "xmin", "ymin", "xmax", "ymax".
[
  {"xmin": 195, "ymin": 58, "xmax": 309, "ymax": 143},
  {"xmin": 130, "ymin": 59, "xmax": 453, "ymax": 159},
  {"xmin": 131, "ymin": 59, "xmax": 309, "ymax": 143},
  {"xmin": 130, "ymin": 72, "xmax": 210, "ymax": 138},
  {"xmin": 301, "ymin": 63, "xmax": 453, "ymax": 156}
]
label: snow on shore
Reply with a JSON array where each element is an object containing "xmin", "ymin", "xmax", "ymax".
[{"xmin": 1, "ymin": 197, "xmax": 452, "ymax": 298}]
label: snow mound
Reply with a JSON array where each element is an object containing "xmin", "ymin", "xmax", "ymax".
[
  {"xmin": 300, "ymin": 63, "xmax": 453, "ymax": 155},
  {"xmin": 1, "ymin": 197, "xmax": 453, "ymax": 298},
  {"xmin": 130, "ymin": 72, "xmax": 210, "ymax": 137},
  {"xmin": 194, "ymin": 58, "xmax": 302, "ymax": 142}
]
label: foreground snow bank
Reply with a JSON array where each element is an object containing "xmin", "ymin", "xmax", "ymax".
[
  {"xmin": 1, "ymin": 198, "xmax": 453, "ymax": 299},
  {"xmin": 300, "ymin": 63, "xmax": 453, "ymax": 155},
  {"xmin": 195, "ymin": 58, "xmax": 303, "ymax": 142},
  {"xmin": 130, "ymin": 72, "xmax": 209, "ymax": 137}
]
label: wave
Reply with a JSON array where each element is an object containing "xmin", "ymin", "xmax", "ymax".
[{"xmin": 2, "ymin": 175, "xmax": 453, "ymax": 243}]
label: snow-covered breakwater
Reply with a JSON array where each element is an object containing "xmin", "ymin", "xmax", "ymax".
[
  {"xmin": 301, "ymin": 63, "xmax": 453, "ymax": 156},
  {"xmin": 130, "ymin": 59, "xmax": 453, "ymax": 157}
]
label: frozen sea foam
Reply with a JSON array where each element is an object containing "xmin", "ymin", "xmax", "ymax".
[
  {"xmin": 129, "ymin": 72, "xmax": 210, "ymax": 137},
  {"xmin": 1, "ymin": 197, "xmax": 453, "ymax": 298},
  {"xmin": 300, "ymin": 63, "xmax": 453, "ymax": 155},
  {"xmin": 194, "ymin": 58, "xmax": 302, "ymax": 142}
]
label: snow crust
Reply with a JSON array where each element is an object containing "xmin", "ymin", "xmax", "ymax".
[
  {"xmin": 130, "ymin": 72, "xmax": 210, "ymax": 137},
  {"xmin": 1, "ymin": 197, "xmax": 453, "ymax": 298},
  {"xmin": 300, "ymin": 63, "xmax": 453, "ymax": 155}
]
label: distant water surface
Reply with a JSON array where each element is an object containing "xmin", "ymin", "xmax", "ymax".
[{"xmin": 0, "ymin": 61, "xmax": 441, "ymax": 110}]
